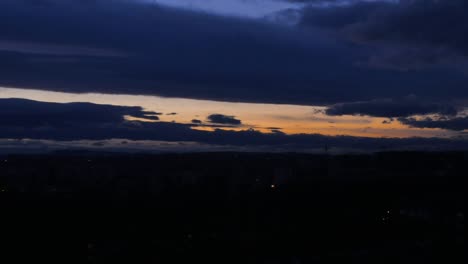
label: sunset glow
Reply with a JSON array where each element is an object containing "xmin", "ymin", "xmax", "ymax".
[{"xmin": 0, "ymin": 87, "xmax": 458, "ymax": 139}]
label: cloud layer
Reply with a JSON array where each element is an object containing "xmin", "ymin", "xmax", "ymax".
[
  {"xmin": 0, "ymin": 98, "xmax": 160, "ymax": 127},
  {"xmin": 400, "ymin": 116, "xmax": 468, "ymax": 132},
  {"xmin": 326, "ymin": 97, "xmax": 458, "ymax": 118},
  {"xmin": 207, "ymin": 114, "xmax": 242, "ymax": 125},
  {"xmin": 1, "ymin": 98, "xmax": 467, "ymax": 151},
  {"xmin": 300, "ymin": 0, "xmax": 468, "ymax": 70},
  {"xmin": 0, "ymin": 0, "xmax": 467, "ymax": 107}
]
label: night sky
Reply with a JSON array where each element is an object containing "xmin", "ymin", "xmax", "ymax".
[{"xmin": 1, "ymin": 0, "xmax": 467, "ymax": 153}]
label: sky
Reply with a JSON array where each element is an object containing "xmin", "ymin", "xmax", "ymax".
[{"xmin": 0, "ymin": 0, "xmax": 467, "ymax": 153}]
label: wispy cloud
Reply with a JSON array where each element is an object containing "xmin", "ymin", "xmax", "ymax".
[
  {"xmin": 148, "ymin": 0, "xmax": 302, "ymax": 18},
  {"xmin": 0, "ymin": 40, "xmax": 126, "ymax": 57}
]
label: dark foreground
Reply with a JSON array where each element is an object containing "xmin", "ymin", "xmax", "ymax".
[{"xmin": 0, "ymin": 152, "xmax": 464, "ymax": 263}]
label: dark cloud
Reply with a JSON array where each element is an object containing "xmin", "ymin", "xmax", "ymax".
[
  {"xmin": 0, "ymin": 39, "xmax": 125, "ymax": 57},
  {"xmin": 299, "ymin": 0, "xmax": 468, "ymax": 70},
  {"xmin": 207, "ymin": 114, "xmax": 242, "ymax": 125},
  {"xmin": 399, "ymin": 116, "xmax": 468, "ymax": 131},
  {"xmin": 0, "ymin": 99, "xmax": 195, "ymax": 141},
  {"xmin": 382, "ymin": 118, "xmax": 394, "ymax": 124},
  {"xmin": 0, "ymin": 98, "xmax": 160, "ymax": 126},
  {"xmin": 0, "ymin": 0, "xmax": 467, "ymax": 106},
  {"xmin": 326, "ymin": 97, "xmax": 458, "ymax": 118},
  {"xmin": 131, "ymin": 112, "xmax": 160, "ymax": 121},
  {"xmin": 364, "ymin": 46, "xmax": 467, "ymax": 71},
  {"xmin": 270, "ymin": 129, "xmax": 285, "ymax": 135},
  {"xmin": 191, "ymin": 119, "xmax": 203, "ymax": 124}
]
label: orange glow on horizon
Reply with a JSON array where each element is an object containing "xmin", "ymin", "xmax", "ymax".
[{"xmin": 0, "ymin": 86, "xmax": 462, "ymax": 139}]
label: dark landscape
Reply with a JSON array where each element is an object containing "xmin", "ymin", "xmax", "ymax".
[{"xmin": 1, "ymin": 152, "xmax": 464, "ymax": 263}]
